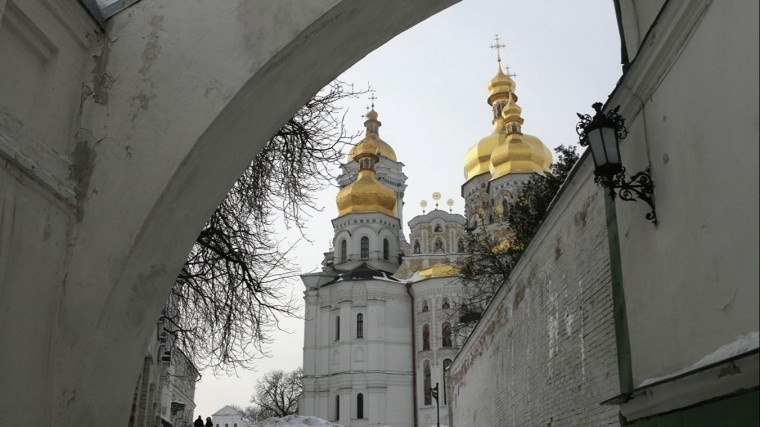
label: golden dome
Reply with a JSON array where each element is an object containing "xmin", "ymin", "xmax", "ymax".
[
  {"xmin": 464, "ymin": 64, "xmax": 517, "ymax": 181},
  {"xmin": 336, "ymin": 169, "xmax": 397, "ymax": 217},
  {"xmin": 503, "ymin": 99, "xmax": 522, "ymax": 121},
  {"xmin": 347, "ymin": 109, "xmax": 397, "ymax": 162},
  {"xmin": 418, "ymin": 264, "xmax": 460, "ymax": 278},
  {"xmin": 489, "ymin": 132, "xmax": 552, "ymax": 179},
  {"xmin": 489, "ymin": 95, "xmax": 551, "ymax": 178},
  {"xmin": 487, "ymin": 64, "xmax": 516, "ymax": 105},
  {"xmin": 464, "ymin": 121, "xmax": 506, "ymax": 180}
]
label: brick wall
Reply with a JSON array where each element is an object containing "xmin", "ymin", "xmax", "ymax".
[{"xmin": 448, "ymin": 157, "xmax": 621, "ymax": 426}]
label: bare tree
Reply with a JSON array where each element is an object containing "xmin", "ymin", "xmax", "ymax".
[
  {"xmin": 457, "ymin": 145, "xmax": 579, "ymax": 322},
  {"xmin": 246, "ymin": 368, "xmax": 303, "ymax": 421},
  {"xmin": 164, "ymin": 82, "xmax": 367, "ymax": 373}
]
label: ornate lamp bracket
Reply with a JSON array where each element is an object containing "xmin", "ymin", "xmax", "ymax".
[{"xmin": 595, "ymin": 167, "xmax": 657, "ymax": 224}]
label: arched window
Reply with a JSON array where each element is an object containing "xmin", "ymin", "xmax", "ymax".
[
  {"xmin": 335, "ymin": 395, "xmax": 340, "ymax": 421},
  {"xmin": 335, "ymin": 316, "xmax": 340, "ymax": 341},
  {"xmin": 340, "ymin": 240, "xmax": 347, "ymax": 262},
  {"xmin": 423, "ymin": 360, "xmax": 432, "ymax": 405},
  {"xmin": 434, "ymin": 224, "xmax": 442, "ymax": 232},
  {"xmin": 383, "ymin": 238, "xmax": 389, "ymax": 260},
  {"xmin": 442, "ymin": 298, "xmax": 450, "ymax": 309},
  {"xmin": 422, "ymin": 300, "xmax": 429, "ymax": 312},
  {"xmin": 413, "ymin": 240, "xmax": 421, "ymax": 254},
  {"xmin": 442, "ymin": 359, "xmax": 452, "ymax": 404},
  {"xmin": 434, "ymin": 238, "xmax": 443, "ymax": 252},
  {"xmin": 501, "ymin": 198, "xmax": 510, "ymax": 220},
  {"xmin": 442, "ymin": 322, "xmax": 452, "ymax": 348},
  {"xmin": 356, "ymin": 313, "xmax": 363, "ymax": 339},
  {"xmin": 360, "ymin": 236, "xmax": 369, "ymax": 259},
  {"xmin": 457, "ymin": 239, "xmax": 465, "ymax": 253},
  {"xmin": 357, "ymin": 393, "xmax": 364, "ymax": 419},
  {"xmin": 422, "ymin": 324, "xmax": 430, "ymax": 350}
]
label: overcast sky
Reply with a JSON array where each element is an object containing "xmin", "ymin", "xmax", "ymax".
[{"xmin": 193, "ymin": 0, "xmax": 622, "ymax": 418}]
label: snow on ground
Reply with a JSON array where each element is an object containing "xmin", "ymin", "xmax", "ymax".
[
  {"xmin": 638, "ymin": 331, "xmax": 759, "ymax": 387},
  {"xmin": 251, "ymin": 415, "xmax": 343, "ymax": 427}
]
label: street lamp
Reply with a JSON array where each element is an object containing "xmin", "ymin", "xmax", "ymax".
[{"xmin": 577, "ymin": 103, "xmax": 657, "ymax": 224}]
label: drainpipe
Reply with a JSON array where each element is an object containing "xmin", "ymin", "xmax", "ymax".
[
  {"xmin": 613, "ymin": 0, "xmax": 631, "ymax": 71},
  {"xmin": 406, "ymin": 282, "xmax": 419, "ymax": 427},
  {"xmin": 604, "ymin": 192, "xmax": 633, "ymax": 394}
]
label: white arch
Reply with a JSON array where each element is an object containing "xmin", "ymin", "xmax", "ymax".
[{"xmin": 0, "ymin": 1, "xmax": 457, "ymax": 424}]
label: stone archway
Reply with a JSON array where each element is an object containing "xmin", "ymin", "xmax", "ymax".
[{"xmin": 0, "ymin": 1, "xmax": 456, "ymax": 424}]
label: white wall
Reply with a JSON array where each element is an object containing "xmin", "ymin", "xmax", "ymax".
[
  {"xmin": 0, "ymin": 0, "xmax": 457, "ymax": 424},
  {"xmin": 609, "ymin": 0, "xmax": 759, "ymax": 386}
]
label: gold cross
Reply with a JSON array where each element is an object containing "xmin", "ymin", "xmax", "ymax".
[
  {"xmin": 490, "ymin": 34, "xmax": 506, "ymax": 63},
  {"xmin": 505, "ymin": 64, "xmax": 518, "ymax": 79}
]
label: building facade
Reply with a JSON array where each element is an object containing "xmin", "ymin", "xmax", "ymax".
[
  {"xmin": 129, "ymin": 315, "xmax": 200, "ymax": 427},
  {"xmin": 301, "ymin": 53, "xmax": 554, "ymax": 426}
]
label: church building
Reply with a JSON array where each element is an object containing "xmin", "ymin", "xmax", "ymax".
[{"xmin": 301, "ymin": 51, "xmax": 551, "ymax": 426}]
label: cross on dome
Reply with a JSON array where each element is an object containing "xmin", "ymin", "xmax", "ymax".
[{"xmin": 490, "ymin": 34, "xmax": 506, "ymax": 63}]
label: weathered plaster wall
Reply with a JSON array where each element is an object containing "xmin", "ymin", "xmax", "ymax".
[
  {"xmin": 609, "ymin": 0, "xmax": 759, "ymax": 388},
  {"xmin": 448, "ymin": 158, "xmax": 621, "ymax": 427},
  {"xmin": 0, "ymin": 0, "xmax": 457, "ymax": 425}
]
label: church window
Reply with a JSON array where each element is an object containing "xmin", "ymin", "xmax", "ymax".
[
  {"xmin": 340, "ymin": 240, "xmax": 347, "ymax": 262},
  {"xmin": 383, "ymin": 238, "xmax": 389, "ymax": 260},
  {"xmin": 442, "ymin": 298, "xmax": 450, "ymax": 309},
  {"xmin": 422, "ymin": 300, "xmax": 429, "ymax": 312},
  {"xmin": 357, "ymin": 393, "xmax": 364, "ymax": 419},
  {"xmin": 434, "ymin": 224, "xmax": 442, "ymax": 232},
  {"xmin": 360, "ymin": 236, "xmax": 369, "ymax": 259},
  {"xmin": 434, "ymin": 238, "xmax": 443, "ymax": 252},
  {"xmin": 422, "ymin": 324, "xmax": 430, "ymax": 350},
  {"xmin": 457, "ymin": 239, "xmax": 465, "ymax": 253},
  {"xmin": 443, "ymin": 359, "xmax": 452, "ymax": 404},
  {"xmin": 335, "ymin": 316, "xmax": 340, "ymax": 341},
  {"xmin": 335, "ymin": 395, "xmax": 340, "ymax": 421},
  {"xmin": 442, "ymin": 322, "xmax": 452, "ymax": 348},
  {"xmin": 501, "ymin": 199, "xmax": 509, "ymax": 220},
  {"xmin": 413, "ymin": 240, "xmax": 421, "ymax": 254},
  {"xmin": 423, "ymin": 360, "xmax": 432, "ymax": 405},
  {"xmin": 356, "ymin": 313, "xmax": 364, "ymax": 339}
]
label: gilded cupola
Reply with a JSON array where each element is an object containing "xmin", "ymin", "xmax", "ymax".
[
  {"xmin": 347, "ymin": 109, "xmax": 397, "ymax": 162},
  {"xmin": 336, "ymin": 110, "xmax": 397, "ymax": 217},
  {"xmin": 464, "ymin": 37, "xmax": 552, "ymax": 181},
  {"xmin": 463, "ymin": 62, "xmax": 518, "ymax": 181},
  {"xmin": 489, "ymin": 97, "xmax": 552, "ymax": 179}
]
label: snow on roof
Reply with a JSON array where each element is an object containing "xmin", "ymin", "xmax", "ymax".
[
  {"xmin": 212, "ymin": 405, "xmax": 244, "ymax": 416},
  {"xmin": 638, "ymin": 331, "xmax": 759, "ymax": 387},
  {"xmin": 251, "ymin": 415, "xmax": 343, "ymax": 427}
]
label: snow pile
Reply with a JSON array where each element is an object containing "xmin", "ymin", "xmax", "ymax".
[
  {"xmin": 251, "ymin": 415, "xmax": 343, "ymax": 427},
  {"xmin": 638, "ymin": 331, "xmax": 759, "ymax": 387}
]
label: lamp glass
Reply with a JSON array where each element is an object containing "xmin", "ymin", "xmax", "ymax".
[{"xmin": 588, "ymin": 126, "xmax": 622, "ymax": 176}]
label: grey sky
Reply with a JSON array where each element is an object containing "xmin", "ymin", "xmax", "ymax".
[{"xmin": 194, "ymin": 0, "xmax": 622, "ymax": 417}]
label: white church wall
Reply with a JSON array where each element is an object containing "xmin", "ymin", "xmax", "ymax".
[
  {"xmin": 448, "ymin": 157, "xmax": 620, "ymax": 426},
  {"xmin": 302, "ymin": 275, "xmax": 414, "ymax": 426},
  {"xmin": 608, "ymin": 0, "xmax": 759, "ymax": 390}
]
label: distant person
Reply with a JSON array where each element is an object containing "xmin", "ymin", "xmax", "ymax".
[
  {"xmin": 194, "ymin": 416, "xmax": 204, "ymax": 427},
  {"xmin": 205, "ymin": 417, "xmax": 214, "ymax": 427}
]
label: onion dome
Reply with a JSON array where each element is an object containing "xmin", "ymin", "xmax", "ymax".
[
  {"xmin": 487, "ymin": 64, "xmax": 516, "ymax": 106},
  {"xmin": 463, "ymin": 63, "xmax": 518, "ymax": 181},
  {"xmin": 489, "ymin": 98, "xmax": 552, "ymax": 179},
  {"xmin": 336, "ymin": 118, "xmax": 397, "ymax": 217},
  {"xmin": 464, "ymin": 123, "xmax": 506, "ymax": 180},
  {"xmin": 347, "ymin": 109, "xmax": 397, "ymax": 162}
]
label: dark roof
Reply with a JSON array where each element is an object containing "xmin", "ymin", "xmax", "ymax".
[{"xmin": 325, "ymin": 263, "xmax": 400, "ymax": 285}]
